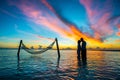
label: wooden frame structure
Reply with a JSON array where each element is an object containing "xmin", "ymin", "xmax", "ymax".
[{"xmin": 17, "ymin": 38, "xmax": 60, "ymax": 60}]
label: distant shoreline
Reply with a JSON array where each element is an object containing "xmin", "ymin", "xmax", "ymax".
[
  {"xmin": 0, "ymin": 48, "xmax": 120, "ymax": 51},
  {"xmin": 88, "ymin": 49, "xmax": 120, "ymax": 52}
]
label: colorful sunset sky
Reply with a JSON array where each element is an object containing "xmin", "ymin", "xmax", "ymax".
[{"xmin": 0, "ymin": 0, "xmax": 120, "ymax": 49}]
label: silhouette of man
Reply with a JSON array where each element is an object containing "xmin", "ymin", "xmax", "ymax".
[
  {"xmin": 77, "ymin": 40, "xmax": 81, "ymax": 60},
  {"xmin": 80, "ymin": 38, "xmax": 87, "ymax": 61}
]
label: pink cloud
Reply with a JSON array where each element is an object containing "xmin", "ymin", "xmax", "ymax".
[
  {"xmin": 23, "ymin": 0, "xmax": 103, "ymax": 43},
  {"xmin": 116, "ymin": 32, "xmax": 120, "ymax": 36},
  {"xmin": 41, "ymin": 0, "xmax": 97, "ymax": 40},
  {"xmin": 41, "ymin": 0, "xmax": 55, "ymax": 13},
  {"xmin": 9, "ymin": 0, "xmax": 104, "ymax": 44},
  {"xmin": 12, "ymin": 0, "xmax": 74, "ymax": 39},
  {"xmin": 80, "ymin": 0, "xmax": 114, "ymax": 39},
  {"xmin": 117, "ymin": 24, "xmax": 120, "ymax": 29},
  {"xmin": 37, "ymin": 35, "xmax": 54, "ymax": 41}
]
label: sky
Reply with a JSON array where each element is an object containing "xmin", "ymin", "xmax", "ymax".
[{"xmin": 0, "ymin": 0, "xmax": 120, "ymax": 49}]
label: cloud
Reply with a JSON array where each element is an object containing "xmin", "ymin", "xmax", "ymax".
[
  {"xmin": 41, "ymin": 0, "xmax": 104, "ymax": 44},
  {"xmin": 115, "ymin": 39, "xmax": 120, "ymax": 42},
  {"xmin": 9, "ymin": 0, "xmax": 104, "ymax": 46},
  {"xmin": 0, "ymin": 36, "xmax": 20, "ymax": 41},
  {"xmin": 42, "ymin": 0, "xmax": 115, "ymax": 43},
  {"xmin": 9, "ymin": 0, "xmax": 75, "ymax": 40},
  {"xmin": 0, "ymin": 8, "xmax": 18, "ymax": 18},
  {"xmin": 117, "ymin": 24, "xmax": 120, "ymax": 28},
  {"xmin": 80, "ymin": 0, "xmax": 114, "ymax": 40},
  {"xmin": 15, "ymin": 24, "xmax": 54, "ymax": 41},
  {"xmin": 17, "ymin": 1, "xmax": 74, "ymax": 38},
  {"xmin": 116, "ymin": 32, "xmax": 120, "ymax": 36},
  {"xmin": 37, "ymin": 35, "xmax": 54, "ymax": 41}
]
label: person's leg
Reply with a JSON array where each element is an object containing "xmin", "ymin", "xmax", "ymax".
[
  {"xmin": 84, "ymin": 50, "xmax": 87, "ymax": 60},
  {"xmin": 77, "ymin": 50, "xmax": 80, "ymax": 60},
  {"xmin": 81, "ymin": 50, "xmax": 87, "ymax": 61},
  {"xmin": 81, "ymin": 51, "xmax": 84, "ymax": 61}
]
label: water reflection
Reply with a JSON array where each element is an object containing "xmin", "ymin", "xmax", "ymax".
[
  {"xmin": 57, "ymin": 57, "xmax": 60, "ymax": 68},
  {"xmin": 17, "ymin": 54, "xmax": 60, "ymax": 71},
  {"xmin": 77, "ymin": 58, "xmax": 88, "ymax": 80},
  {"xmin": 12, "ymin": 50, "xmax": 120, "ymax": 79},
  {"xmin": 17, "ymin": 59, "xmax": 20, "ymax": 70}
]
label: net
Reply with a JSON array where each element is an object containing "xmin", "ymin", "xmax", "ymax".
[{"xmin": 21, "ymin": 39, "xmax": 56, "ymax": 54}]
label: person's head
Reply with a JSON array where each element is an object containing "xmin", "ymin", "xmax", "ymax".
[
  {"xmin": 78, "ymin": 40, "xmax": 80, "ymax": 43},
  {"xmin": 80, "ymin": 38, "xmax": 84, "ymax": 41}
]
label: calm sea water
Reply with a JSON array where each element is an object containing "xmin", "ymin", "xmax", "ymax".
[{"xmin": 0, "ymin": 49, "xmax": 120, "ymax": 80}]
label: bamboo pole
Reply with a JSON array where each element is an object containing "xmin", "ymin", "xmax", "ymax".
[
  {"xmin": 55, "ymin": 38, "xmax": 60, "ymax": 58},
  {"xmin": 17, "ymin": 40, "xmax": 22, "ymax": 61}
]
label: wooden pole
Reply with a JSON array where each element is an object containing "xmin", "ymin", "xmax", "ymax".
[
  {"xmin": 17, "ymin": 40, "xmax": 22, "ymax": 61},
  {"xmin": 55, "ymin": 38, "xmax": 60, "ymax": 58}
]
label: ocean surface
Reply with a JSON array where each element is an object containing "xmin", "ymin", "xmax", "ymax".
[{"xmin": 0, "ymin": 49, "xmax": 120, "ymax": 80}]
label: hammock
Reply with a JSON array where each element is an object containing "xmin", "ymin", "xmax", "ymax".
[{"xmin": 21, "ymin": 40, "xmax": 55, "ymax": 54}]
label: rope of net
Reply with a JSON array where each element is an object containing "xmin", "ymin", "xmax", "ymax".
[{"xmin": 21, "ymin": 40, "xmax": 55, "ymax": 54}]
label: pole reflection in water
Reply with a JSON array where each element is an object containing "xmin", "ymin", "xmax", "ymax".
[
  {"xmin": 17, "ymin": 56, "xmax": 20, "ymax": 71},
  {"xmin": 17, "ymin": 54, "xmax": 61, "ymax": 71},
  {"xmin": 17, "ymin": 57, "xmax": 23, "ymax": 73},
  {"xmin": 57, "ymin": 57, "xmax": 60, "ymax": 68}
]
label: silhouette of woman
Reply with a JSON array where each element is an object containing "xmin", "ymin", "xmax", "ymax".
[{"xmin": 77, "ymin": 40, "xmax": 81, "ymax": 60}]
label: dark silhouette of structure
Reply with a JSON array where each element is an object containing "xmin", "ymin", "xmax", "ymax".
[
  {"xmin": 80, "ymin": 38, "xmax": 87, "ymax": 62},
  {"xmin": 77, "ymin": 40, "xmax": 81, "ymax": 60},
  {"xmin": 17, "ymin": 40, "xmax": 22, "ymax": 61}
]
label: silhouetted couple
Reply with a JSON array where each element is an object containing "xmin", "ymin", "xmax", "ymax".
[{"xmin": 77, "ymin": 38, "xmax": 87, "ymax": 62}]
